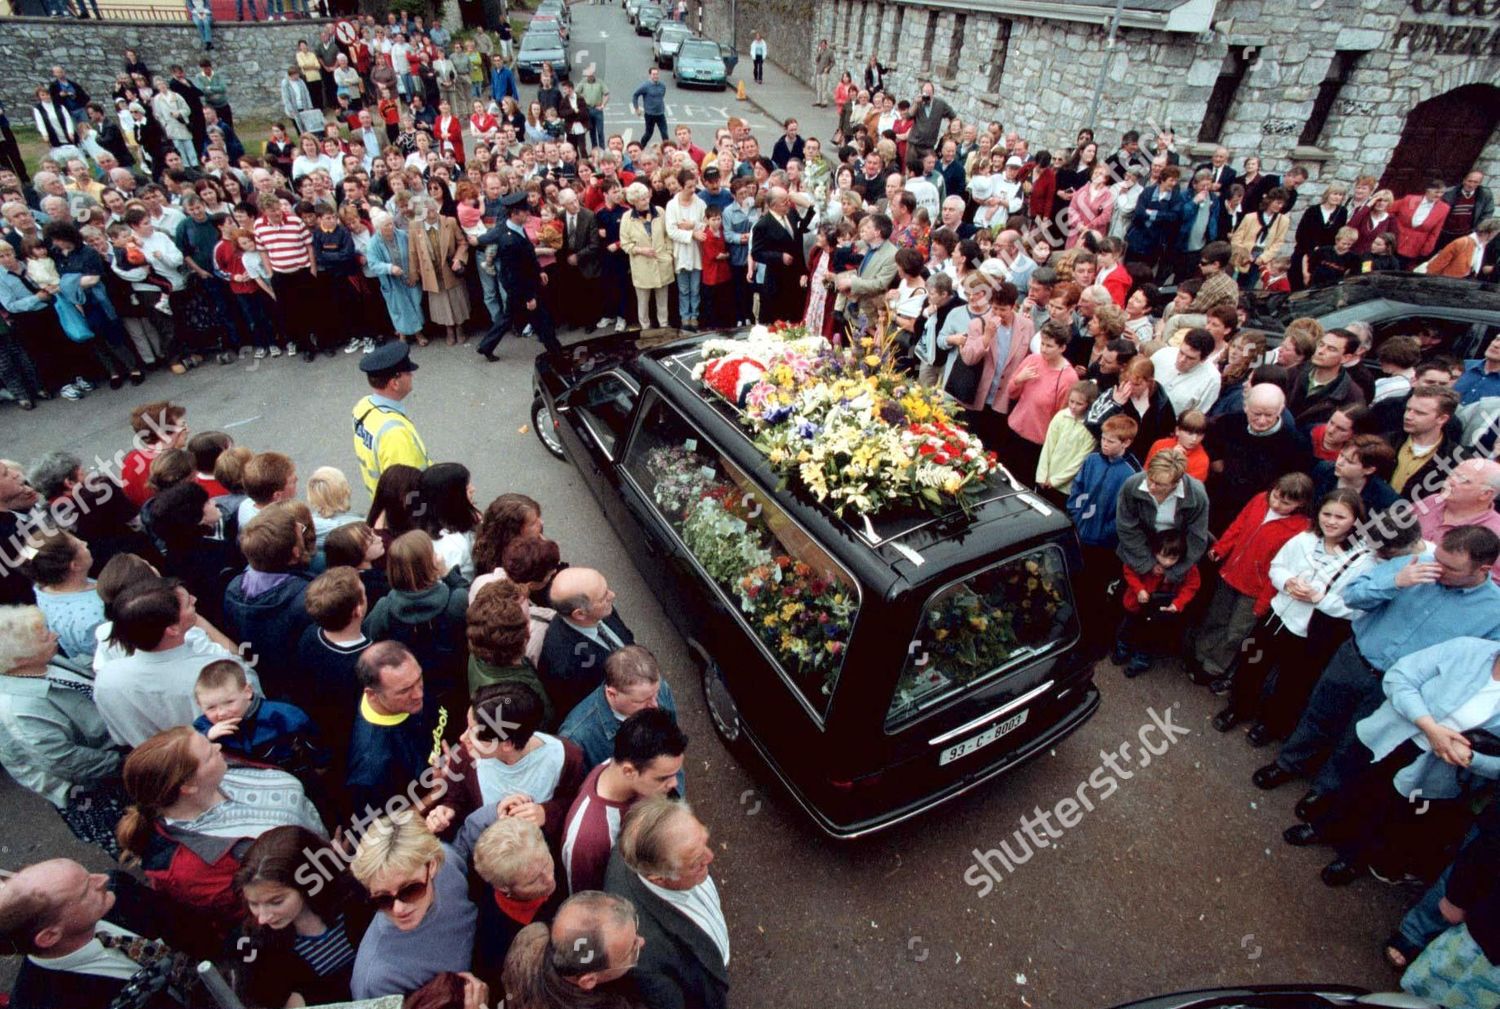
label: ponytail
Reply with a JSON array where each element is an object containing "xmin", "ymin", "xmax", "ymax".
[{"xmin": 116, "ymin": 726, "xmax": 200, "ymax": 861}]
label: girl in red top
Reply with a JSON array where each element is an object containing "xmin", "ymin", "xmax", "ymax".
[
  {"xmin": 700, "ymin": 205, "xmax": 732, "ymax": 329},
  {"xmin": 214, "ymin": 222, "xmax": 277, "ymax": 355},
  {"xmin": 1144, "ymin": 409, "xmax": 1211, "ymax": 481},
  {"xmin": 1114, "ymin": 528, "xmax": 1202, "ymax": 676},
  {"xmin": 468, "ymin": 100, "xmax": 498, "ymax": 146},
  {"xmin": 376, "ymin": 87, "xmax": 401, "ymax": 143},
  {"xmin": 1028, "ymin": 151, "xmax": 1057, "ymax": 221},
  {"xmin": 1191, "ymin": 473, "xmax": 1314, "ymax": 687}
]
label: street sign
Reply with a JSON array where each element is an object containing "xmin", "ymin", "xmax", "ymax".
[{"xmin": 335, "ymin": 19, "xmax": 357, "ymax": 44}]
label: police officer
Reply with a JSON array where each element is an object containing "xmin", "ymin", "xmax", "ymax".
[
  {"xmin": 353, "ymin": 343, "xmax": 430, "ymax": 496},
  {"xmin": 475, "ymin": 190, "xmax": 562, "ymax": 360}
]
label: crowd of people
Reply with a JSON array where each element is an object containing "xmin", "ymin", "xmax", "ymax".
[{"xmin": 2, "ymin": 6, "xmax": 1500, "ymax": 1007}]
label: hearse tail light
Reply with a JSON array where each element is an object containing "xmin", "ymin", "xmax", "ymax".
[{"xmin": 828, "ymin": 770, "xmax": 885, "ymax": 792}]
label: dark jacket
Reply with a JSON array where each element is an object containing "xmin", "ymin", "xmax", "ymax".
[
  {"xmin": 1125, "ymin": 182, "xmax": 1184, "ymax": 258},
  {"xmin": 362, "ymin": 568, "xmax": 469, "ymax": 701},
  {"xmin": 605, "ymin": 850, "xmax": 729, "ymax": 1009},
  {"xmin": 1065, "ymin": 451, "xmax": 1141, "ymax": 549},
  {"xmin": 223, "ymin": 568, "xmax": 316, "ymax": 698},
  {"xmin": 1311, "ymin": 460, "xmax": 1399, "ymax": 515},
  {"xmin": 1174, "ymin": 190, "xmax": 1224, "ymax": 252},
  {"xmin": 1204, "ymin": 418, "xmax": 1309, "ymax": 532},
  {"xmin": 1287, "ymin": 363, "xmax": 1366, "ymax": 431},
  {"xmin": 482, "ymin": 222, "xmax": 544, "ymax": 311},
  {"xmin": 558, "ymin": 678, "xmax": 680, "ymax": 770},
  {"xmin": 312, "ymin": 222, "xmax": 360, "ymax": 277},
  {"xmin": 771, "ymin": 133, "xmax": 804, "ymax": 170},
  {"xmin": 161, "ymin": 531, "xmax": 241, "ymax": 631},
  {"xmin": 8, "ymin": 872, "xmax": 206, "ymax": 1009},
  {"xmin": 93, "ymin": 115, "xmax": 136, "ymax": 167},
  {"xmin": 750, "ymin": 211, "xmax": 807, "ymax": 323},
  {"xmin": 560, "ymin": 205, "xmax": 602, "ymax": 279},
  {"xmin": 237, "ymin": 878, "xmax": 374, "ymax": 1009},
  {"xmin": 294, "ymin": 625, "xmax": 369, "ymax": 757},
  {"xmin": 538, "ymin": 610, "xmax": 635, "ymax": 720},
  {"xmin": 1443, "ymin": 183, "xmax": 1495, "ymax": 231},
  {"xmin": 467, "ymin": 655, "xmax": 554, "ymax": 727},
  {"xmin": 1084, "ymin": 383, "xmax": 1177, "ymax": 465},
  {"xmin": 346, "ymin": 692, "xmax": 451, "ymax": 816}
]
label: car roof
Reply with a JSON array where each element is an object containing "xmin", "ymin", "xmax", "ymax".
[
  {"xmin": 658, "ymin": 20, "xmax": 691, "ymax": 31},
  {"xmin": 1245, "ymin": 273, "xmax": 1500, "ymax": 332},
  {"xmin": 678, "ymin": 38, "xmax": 721, "ymax": 51}
]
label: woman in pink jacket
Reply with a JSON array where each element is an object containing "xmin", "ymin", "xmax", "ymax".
[
  {"xmin": 1065, "ymin": 164, "xmax": 1116, "ymax": 250},
  {"xmin": 1005, "ymin": 321, "xmax": 1076, "ymax": 478},
  {"xmin": 956, "ymin": 273, "xmax": 1034, "ymax": 451}
]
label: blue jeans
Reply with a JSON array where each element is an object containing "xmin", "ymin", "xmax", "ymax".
[
  {"xmin": 234, "ymin": 0, "xmax": 259, "ymax": 17},
  {"xmin": 174, "ymin": 139, "xmax": 200, "ymax": 166},
  {"xmin": 266, "ymin": 0, "xmax": 282, "ymax": 14},
  {"xmin": 479, "ymin": 259, "xmax": 505, "ymax": 329},
  {"xmin": 235, "ymin": 292, "xmax": 275, "ymax": 348},
  {"xmin": 190, "ymin": 10, "xmax": 213, "ymax": 44},
  {"xmin": 1275, "ymin": 640, "xmax": 1386, "ymax": 795},
  {"xmin": 588, "ymin": 108, "xmax": 605, "ymax": 149},
  {"xmin": 676, "ymin": 268, "xmax": 701, "ymax": 322}
]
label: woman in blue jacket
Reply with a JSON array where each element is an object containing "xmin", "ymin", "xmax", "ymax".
[{"xmin": 365, "ymin": 213, "xmax": 425, "ymax": 343}]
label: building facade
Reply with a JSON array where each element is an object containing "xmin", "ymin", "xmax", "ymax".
[{"xmin": 766, "ymin": 0, "xmax": 1500, "ymax": 195}]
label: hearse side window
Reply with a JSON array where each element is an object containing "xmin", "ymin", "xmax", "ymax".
[
  {"xmin": 1370, "ymin": 316, "xmax": 1474, "ymax": 361},
  {"xmin": 886, "ymin": 546, "xmax": 1077, "ymax": 730},
  {"xmin": 574, "ymin": 372, "xmax": 638, "ymax": 457},
  {"xmin": 623, "ymin": 395, "xmax": 858, "ymax": 717}
]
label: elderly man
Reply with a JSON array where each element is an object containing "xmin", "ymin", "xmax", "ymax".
[
  {"xmin": 0, "ymin": 859, "xmax": 202, "ymax": 1009},
  {"xmin": 940, "ymin": 194, "xmax": 976, "ymax": 240},
  {"xmin": 1411, "ymin": 459, "xmax": 1500, "ymax": 567},
  {"xmin": 1197, "ymin": 145, "xmax": 1235, "ymax": 193},
  {"xmin": 1204, "ymin": 382, "xmax": 1308, "ymax": 532},
  {"xmin": 539, "ymin": 892, "xmax": 645, "ymax": 997},
  {"xmin": 1439, "ymin": 170, "xmax": 1494, "ymax": 250},
  {"xmin": 835, "ymin": 212, "xmax": 898, "ymax": 335},
  {"xmin": 994, "ymin": 229, "xmax": 1037, "ymax": 292},
  {"xmin": 540, "ymin": 567, "xmax": 636, "ymax": 719},
  {"xmin": 606, "ymin": 798, "xmax": 729, "ymax": 1009},
  {"xmin": 3, "ymin": 200, "xmax": 45, "ymax": 251},
  {"xmin": 907, "ymin": 80, "xmax": 956, "ymax": 155},
  {"xmin": 750, "ymin": 186, "xmax": 807, "ymax": 323}
]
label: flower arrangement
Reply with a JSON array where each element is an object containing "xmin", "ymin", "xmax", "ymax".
[
  {"xmin": 680, "ymin": 496, "xmax": 775, "ymax": 587},
  {"xmin": 738, "ymin": 555, "xmax": 857, "ymax": 693},
  {"xmin": 643, "ymin": 445, "xmax": 719, "ymax": 520},
  {"xmin": 697, "ymin": 323, "xmax": 999, "ymax": 517}
]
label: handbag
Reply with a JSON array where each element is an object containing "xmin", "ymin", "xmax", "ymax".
[{"xmin": 943, "ymin": 352, "xmax": 982, "ymax": 403}]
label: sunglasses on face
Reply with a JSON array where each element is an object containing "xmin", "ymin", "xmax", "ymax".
[{"xmin": 370, "ymin": 868, "xmax": 431, "ymax": 909}]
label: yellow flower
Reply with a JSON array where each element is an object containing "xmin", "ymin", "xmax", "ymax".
[
  {"xmin": 864, "ymin": 354, "xmax": 882, "ymax": 368},
  {"xmin": 763, "ymin": 614, "xmax": 779, "ymax": 627},
  {"xmin": 860, "ymin": 336, "xmax": 875, "ymax": 349},
  {"xmin": 943, "ymin": 476, "xmax": 965, "ymax": 495}
]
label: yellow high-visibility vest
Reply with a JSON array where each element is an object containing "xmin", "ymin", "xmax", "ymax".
[{"xmin": 352, "ymin": 395, "xmax": 430, "ymax": 495}]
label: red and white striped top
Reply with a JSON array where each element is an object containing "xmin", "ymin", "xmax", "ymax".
[{"xmin": 253, "ymin": 215, "xmax": 313, "ymax": 273}]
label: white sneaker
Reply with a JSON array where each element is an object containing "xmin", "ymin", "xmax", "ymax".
[
  {"xmin": 268, "ymin": 345, "xmax": 283, "ymax": 358},
  {"xmin": 253, "ymin": 347, "xmax": 267, "ymax": 359},
  {"xmin": 155, "ymin": 296, "xmax": 172, "ymax": 316},
  {"xmin": 73, "ymin": 376, "xmax": 95, "ymax": 392},
  {"xmin": 286, "ymin": 341, "xmax": 298, "ymax": 357},
  {"xmin": 614, "ymin": 317, "xmax": 627, "ymax": 332},
  {"xmin": 60, "ymin": 384, "xmax": 83, "ymax": 401},
  {"xmin": 343, "ymin": 337, "xmax": 362, "ymax": 354},
  {"xmin": 361, "ymin": 338, "xmax": 376, "ymax": 353}
]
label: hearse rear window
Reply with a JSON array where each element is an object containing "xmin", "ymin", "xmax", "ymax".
[
  {"xmin": 624, "ymin": 395, "xmax": 858, "ymax": 718},
  {"xmin": 886, "ymin": 546, "xmax": 1077, "ymax": 730}
]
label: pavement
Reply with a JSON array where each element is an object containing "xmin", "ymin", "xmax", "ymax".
[{"xmin": 0, "ymin": 6, "xmax": 1419, "ymax": 1005}]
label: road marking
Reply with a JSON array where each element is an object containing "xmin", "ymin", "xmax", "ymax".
[{"xmin": 222, "ymin": 415, "xmax": 262, "ymax": 429}]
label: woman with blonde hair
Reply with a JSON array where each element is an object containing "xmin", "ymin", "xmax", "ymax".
[
  {"xmin": 116, "ymin": 726, "xmax": 323, "ymax": 927},
  {"xmin": 307, "ymin": 466, "xmax": 360, "ymax": 547},
  {"xmin": 349, "ymin": 809, "xmax": 481, "ymax": 1001},
  {"xmin": 619, "ymin": 181, "xmax": 674, "ymax": 329}
]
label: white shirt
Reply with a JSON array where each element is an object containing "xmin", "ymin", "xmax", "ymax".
[
  {"xmin": 1137, "ymin": 478, "xmax": 1185, "ymax": 531},
  {"xmin": 904, "ymin": 177, "xmax": 940, "ymax": 220},
  {"xmin": 1411, "ymin": 198, "xmax": 1439, "ymax": 228},
  {"xmin": 94, "ymin": 631, "xmax": 255, "ymax": 746},
  {"xmin": 1149, "ymin": 345, "xmax": 1222, "ymax": 414},
  {"xmin": 136, "ymin": 230, "xmax": 188, "ymax": 290},
  {"xmin": 434, "ymin": 528, "xmax": 475, "ymax": 582},
  {"xmin": 640, "ymin": 874, "xmax": 730, "ymax": 966},
  {"xmin": 29, "ymin": 920, "xmax": 142, "ymax": 981},
  {"xmin": 476, "ymin": 734, "xmax": 566, "ymax": 806}
]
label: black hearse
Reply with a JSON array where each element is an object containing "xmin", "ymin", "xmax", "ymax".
[{"xmin": 530, "ymin": 330, "xmax": 1099, "ymax": 837}]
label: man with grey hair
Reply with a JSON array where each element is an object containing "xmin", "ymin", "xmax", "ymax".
[
  {"xmin": 1411, "ymin": 458, "xmax": 1500, "ymax": 559},
  {"xmin": 542, "ymin": 891, "xmax": 643, "ymax": 995},
  {"xmin": 107, "ymin": 167, "xmax": 139, "ymax": 197},
  {"xmin": 1204, "ymin": 382, "xmax": 1308, "ymax": 533},
  {"xmin": 749, "ymin": 186, "xmax": 805, "ymax": 323},
  {"xmin": 28, "ymin": 451, "xmax": 151, "ymax": 573},
  {"xmin": 605, "ymin": 797, "xmax": 728, "ymax": 1009}
]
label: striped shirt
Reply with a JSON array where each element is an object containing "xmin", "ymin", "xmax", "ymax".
[
  {"xmin": 253, "ymin": 216, "xmax": 313, "ymax": 273},
  {"xmin": 561, "ymin": 761, "xmax": 634, "ymax": 894},
  {"xmin": 292, "ymin": 913, "xmax": 358, "ymax": 977}
]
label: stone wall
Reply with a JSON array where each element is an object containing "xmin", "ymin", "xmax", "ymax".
[
  {"xmin": 814, "ymin": 0, "xmax": 1500, "ymax": 195},
  {"xmin": 0, "ymin": 17, "xmax": 339, "ymax": 121},
  {"xmin": 699, "ymin": 0, "xmax": 814, "ymax": 85}
]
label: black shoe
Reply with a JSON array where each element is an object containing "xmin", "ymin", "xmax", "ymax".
[
  {"xmin": 480, "ymin": 351, "xmax": 498, "ymax": 362},
  {"xmin": 1246, "ymin": 722, "xmax": 1275, "ymax": 747},
  {"xmin": 34, "ymin": 389, "xmax": 54, "ymax": 401},
  {"xmin": 1187, "ymin": 665, "xmax": 1215, "ymax": 686},
  {"xmin": 1125, "ymin": 655, "xmax": 1151, "ymax": 677},
  {"xmin": 1208, "ymin": 676, "xmax": 1232, "ymax": 695},
  {"xmin": 109, "ymin": 374, "xmax": 124, "ymax": 389},
  {"xmin": 128, "ymin": 371, "xmax": 145, "ymax": 386},
  {"xmin": 1211, "ymin": 708, "xmax": 1240, "ymax": 733},
  {"xmin": 1252, "ymin": 762, "xmax": 1295, "ymax": 790},
  {"xmin": 1294, "ymin": 791, "xmax": 1330, "ymax": 822},
  {"xmin": 1321, "ymin": 859, "xmax": 1363, "ymax": 887},
  {"xmin": 1111, "ymin": 643, "xmax": 1129, "ymax": 665},
  {"xmin": 1283, "ymin": 823, "xmax": 1321, "ymax": 847},
  {"xmin": 583, "ymin": 322, "xmax": 597, "ymax": 334},
  {"xmin": 303, "ymin": 349, "xmax": 316, "ymax": 362}
]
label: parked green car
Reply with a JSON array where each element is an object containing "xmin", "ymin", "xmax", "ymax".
[
  {"xmin": 635, "ymin": 2, "xmax": 665, "ymax": 35},
  {"xmin": 673, "ymin": 38, "xmax": 736, "ymax": 89}
]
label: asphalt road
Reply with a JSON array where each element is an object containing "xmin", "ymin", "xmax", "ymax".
[{"xmin": 0, "ymin": 7, "xmax": 1417, "ymax": 1005}]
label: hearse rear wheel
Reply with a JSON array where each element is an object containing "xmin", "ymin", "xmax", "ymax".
[{"xmin": 699, "ymin": 653, "xmax": 743, "ymax": 746}]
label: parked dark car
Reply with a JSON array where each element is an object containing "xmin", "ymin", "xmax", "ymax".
[
  {"xmin": 1104, "ymin": 984, "xmax": 1433, "ymax": 1008},
  {"xmin": 530, "ymin": 329, "xmax": 1099, "ymax": 838},
  {"xmin": 1244, "ymin": 273, "xmax": 1500, "ymax": 368},
  {"xmin": 517, "ymin": 28, "xmax": 569, "ymax": 81}
]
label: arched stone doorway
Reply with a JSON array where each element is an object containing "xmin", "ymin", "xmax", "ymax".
[{"xmin": 1381, "ymin": 83, "xmax": 1499, "ymax": 196}]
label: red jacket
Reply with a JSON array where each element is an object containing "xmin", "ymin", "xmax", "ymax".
[
  {"xmin": 701, "ymin": 228, "xmax": 730, "ymax": 286},
  {"xmin": 1391, "ymin": 194, "xmax": 1450, "ymax": 260},
  {"xmin": 1214, "ymin": 491, "xmax": 1311, "ymax": 614},
  {"xmin": 1121, "ymin": 563, "xmax": 1201, "ymax": 613},
  {"xmin": 1029, "ymin": 167, "xmax": 1056, "ymax": 220},
  {"xmin": 1099, "ymin": 264, "xmax": 1131, "ymax": 307},
  {"xmin": 141, "ymin": 823, "xmax": 247, "ymax": 940}
]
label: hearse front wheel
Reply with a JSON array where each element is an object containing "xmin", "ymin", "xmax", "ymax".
[{"xmin": 530, "ymin": 396, "xmax": 567, "ymax": 460}]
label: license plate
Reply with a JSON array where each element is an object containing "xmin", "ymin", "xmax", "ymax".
[{"xmin": 938, "ymin": 711, "xmax": 1029, "ymax": 766}]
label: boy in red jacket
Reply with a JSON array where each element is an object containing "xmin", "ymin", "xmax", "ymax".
[
  {"xmin": 699, "ymin": 204, "xmax": 732, "ymax": 329},
  {"xmin": 1192, "ymin": 472, "xmax": 1314, "ymax": 690},
  {"xmin": 1113, "ymin": 529, "xmax": 1201, "ymax": 676}
]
